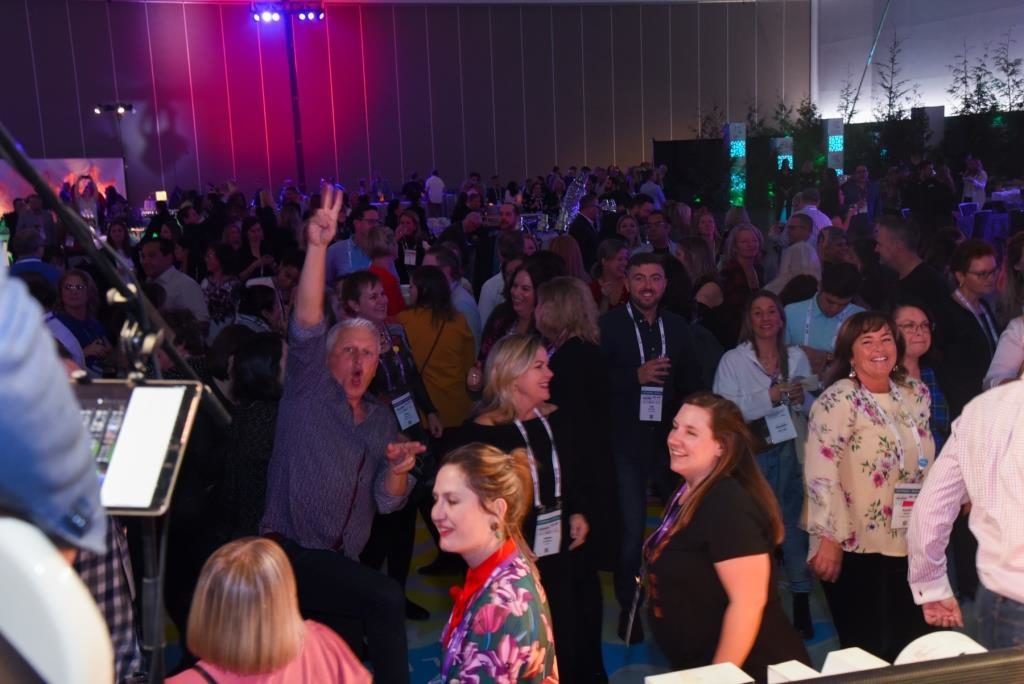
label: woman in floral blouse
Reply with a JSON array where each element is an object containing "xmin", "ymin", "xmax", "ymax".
[
  {"xmin": 804, "ymin": 311, "xmax": 935, "ymax": 662},
  {"xmin": 432, "ymin": 443, "xmax": 558, "ymax": 683}
]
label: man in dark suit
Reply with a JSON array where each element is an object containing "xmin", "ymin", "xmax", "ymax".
[
  {"xmin": 569, "ymin": 193, "xmax": 601, "ymax": 272},
  {"xmin": 599, "ymin": 252, "xmax": 706, "ymax": 643}
]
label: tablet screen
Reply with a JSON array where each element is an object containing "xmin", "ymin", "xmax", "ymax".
[{"xmin": 99, "ymin": 385, "xmax": 186, "ymax": 510}]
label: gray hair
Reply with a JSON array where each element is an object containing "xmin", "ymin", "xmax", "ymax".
[{"xmin": 326, "ymin": 317, "xmax": 379, "ymax": 353}]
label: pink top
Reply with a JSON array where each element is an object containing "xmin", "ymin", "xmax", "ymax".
[{"xmin": 168, "ymin": 620, "xmax": 371, "ymax": 684}]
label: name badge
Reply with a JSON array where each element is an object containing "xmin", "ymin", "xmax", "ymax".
[
  {"xmin": 391, "ymin": 392, "xmax": 420, "ymax": 431},
  {"xmin": 891, "ymin": 483, "xmax": 923, "ymax": 530},
  {"xmin": 403, "ymin": 248, "xmax": 417, "ymax": 266},
  {"xmin": 765, "ymin": 405, "xmax": 798, "ymax": 444},
  {"xmin": 640, "ymin": 387, "xmax": 664, "ymax": 422},
  {"xmin": 533, "ymin": 508, "xmax": 562, "ymax": 558}
]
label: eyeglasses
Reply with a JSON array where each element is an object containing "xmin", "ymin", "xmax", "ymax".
[
  {"xmin": 63, "ymin": 283, "xmax": 87, "ymax": 291},
  {"xmin": 897, "ymin": 322, "xmax": 934, "ymax": 334},
  {"xmin": 968, "ymin": 268, "xmax": 998, "ymax": 279}
]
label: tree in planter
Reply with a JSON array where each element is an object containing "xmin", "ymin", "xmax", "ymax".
[
  {"xmin": 970, "ymin": 43, "xmax": 999, "ymax": 114},
  {"xmin": 873, "ymin": 33, "xmax": 921, "ymax": 122},
  {"xmin": 772, "ymin": 100, "xmax": 796, "ymax": 137},
  {"xmin": 694, "ymin": 104, "xmax": 726, "ymax": 139},
  {"xmin": 948, "ymin": 40, "xmax": 1000, "ymax": 114},
  {"xmin": 993, "ymin": 28, "xmax": 1024, "ymax": 112},
  {"xmin": 745, "ymin": 103, "xmax": 774, "ymax": 138},
  {"xmin": 837, "ymin": 67, "xmax": 860, "ymax": 124}
]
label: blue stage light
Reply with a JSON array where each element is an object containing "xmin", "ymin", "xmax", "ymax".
[
  {"xmin": 271, "ymin": 11, "xmax": 281, "ymax": 22},
  {"xmin": 254, "ymin": 13, "xmax": 261, "ymax": 21},
  {"xmin": 261, "ymin": 11, "xmax": 272, "ymax": 22},
  {"xmin": 298, "ymin": 12, "xmax": 306, "ymax": 20}
]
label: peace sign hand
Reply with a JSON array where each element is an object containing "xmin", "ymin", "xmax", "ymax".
[{"xmin": 306, "ymin": 184, "xmax": 344, "ymax": 248}]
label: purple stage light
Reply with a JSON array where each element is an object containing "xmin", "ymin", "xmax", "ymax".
[
  {"xmin": 298, "ymin": 12, "xmax": 306, "ymax": 20},
  {"xmin": 254, "ymin": 12, "xmax": 261, "ymax": 21},
  {"xmin": 271, "ymin": 11, "xmax": 281, "ymax": 22},
  {"xmin": 318, "ymin": 12, "xmax": 325, "ymax": 19},
  {"xmin": 261, "ymin": 10, "xmax": 272, "ymax": 22}
]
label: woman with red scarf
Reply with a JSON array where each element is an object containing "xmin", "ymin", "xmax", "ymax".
[{"xmin": 431, "ymin": 443, "xmax": 558, "ymax": 683}]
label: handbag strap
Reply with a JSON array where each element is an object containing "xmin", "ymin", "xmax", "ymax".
[
  {"xmin": 191, "ymin": 664, "xmax": 218, "ymax": 684},
  {"xmin": 419, "ymin": 320, "xmax": 447, "ymax": 373}
]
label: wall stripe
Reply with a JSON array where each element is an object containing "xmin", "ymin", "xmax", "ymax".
[
  {"xmin": 182, "ymin": 3, "xmax": 203, "ymax": 188},
  {"xmin": 423, "ymin": 6, "xmax": 436, "ymax": 171},
  {"xmin": 23, "ymin": 0, "xmax": 47, "ymax": 157},
  {"xmin": 65, "ymin": 0, "xmax": 87, "ymax": 157},
  {"xmin": 217, "ymin": 5, "xmax": 237, "ymax": 180},
  {"xmin": 358, "ymin": 5, "xmax": 373, "ymax": 180},
  {"xmin": 143, "ymin": 4, "xmax": 166, "ymax": 188},
  {"xmin": 323, "ymin": 8, "xmax": 340, "ymax": 181}
]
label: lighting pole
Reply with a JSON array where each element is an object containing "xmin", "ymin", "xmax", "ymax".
[{"xmin": 93, "ymin": 103, "xmax": 134, "ymax": 200}]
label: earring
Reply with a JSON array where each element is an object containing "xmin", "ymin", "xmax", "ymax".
[
  {"xmin": 491, "ymin": 521, "xmax": 503, "ymax": 540},
  {"xmin": 849, "ymin": 366, "xmax": 857, "ymax": 379}
]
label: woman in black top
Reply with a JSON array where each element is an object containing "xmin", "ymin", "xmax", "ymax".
[
  {"xmin": 454, "ymin": 333, "xmax": 603, "ymax": 683},
  {"xmin": 219, "ymin": 333, "xmax": 284, "ymax": 541},
  {"xmin": 645, "ymin": 392, "xmax": 809, "ymax": 682}
]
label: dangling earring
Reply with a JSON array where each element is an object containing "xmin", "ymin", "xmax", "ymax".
[
  {"xmin": 491, "ymin": 521, "xmax": 503, "ymax": 540},
  {"xmin": 849, "ymin": 365, "xmax": 857, "ymax": 379}
]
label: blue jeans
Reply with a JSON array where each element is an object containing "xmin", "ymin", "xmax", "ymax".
[
  {"xmin": 755, "ymin": 441, "xmax": 811, "ymax": 593},
  {"xmin": 976, "ymin": 584, "xmax": 1024, "ymax": 649}
]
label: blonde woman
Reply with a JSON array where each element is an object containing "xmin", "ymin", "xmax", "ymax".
[
  {"xmin": 454, "ymin": 333, "xmax": 601, "ymax": 682},
  {"xmin": 169, "ymin": 538, "xmax": 370, "ymax": 683},
  {"xmin": 548, "ymin": 234, "xmax": 588, "ymax": 282}
]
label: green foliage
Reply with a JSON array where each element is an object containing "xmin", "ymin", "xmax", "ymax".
[
  {"xmin": 837, "ymin": 67, "xmax": 859, "ymax": 124},
  {"xmin": 694, "ymin": 104, "xmax": 726, "ymax": 139},
  {"xmin": 993, "ymin": 28, "xmax": 1024, "ymax": 111},
  {"xmin": 947, "ymin": 40, "xmax": 1000, "ymax": 114},
  {"xmin": 873, "ymin": 34, "xmax": 921, "ymax": 122}
]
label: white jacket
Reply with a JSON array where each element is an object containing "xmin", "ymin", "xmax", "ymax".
[{"xmin": 713, "ymin": 341, "xmax": 813, "ymax": 421}]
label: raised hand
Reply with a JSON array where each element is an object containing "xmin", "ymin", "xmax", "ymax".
[{"xmin": 307, "ymin": 184, "xmax": 344, "ymax": 248}]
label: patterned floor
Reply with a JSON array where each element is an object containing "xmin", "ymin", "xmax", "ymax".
[{"xmin": 171, "ymin": 502, "xmax": 987, "ymax": 681}]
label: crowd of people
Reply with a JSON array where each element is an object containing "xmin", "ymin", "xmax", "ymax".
[{"xmin": 3, "ymin": 153, "xmax": 1023, "ymax": 684}]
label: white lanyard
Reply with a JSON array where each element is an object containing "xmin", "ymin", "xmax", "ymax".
[
  {"xmin": 954, "ymin": 290, "xmax": 998, "ymax": 351},
  {"xmin": 626, "ymin": 302, "xmax": 666, "ymax": 365},
  {"xmin": 857, "ymin": 381, "xmax": 926, "ymax": 472},
  {"xmin": 512, "ymin": 409, "xmax": 562, "ymax": 509},
  {"xmin": 804, "ymin": 297, "xmax": 849, "ymax": 349}
]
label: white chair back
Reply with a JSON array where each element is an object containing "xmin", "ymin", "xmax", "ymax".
[{"xmin": 0, "ymin": 517, "xmax": 113, "ymax": 683}]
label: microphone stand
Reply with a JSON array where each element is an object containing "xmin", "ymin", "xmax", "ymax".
[{"xmin": 0, "ymin": 119, "xmax": 229, "ymax": 684}]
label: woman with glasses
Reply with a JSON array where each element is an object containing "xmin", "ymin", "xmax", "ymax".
[
  {"xmin": 942, "ymin": 239, "xmax": 1002, "ymax": 419},
  {"xmin": 893, "ymin": 304, "xmax": 950, "ymax": 451},
  {"xmin": 55, "ymin": 269, "xmax": 109, "ymax": 375}
]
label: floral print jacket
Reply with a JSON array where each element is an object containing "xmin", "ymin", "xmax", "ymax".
[
  {"xmin": 436, "ymin": 551, "xmax": 558, "ymax": 684},
  {"xmin": 804, "ymin": 377, "xmax": 934, "ymax": 557}
]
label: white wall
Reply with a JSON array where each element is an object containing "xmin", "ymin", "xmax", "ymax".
[{"xmin": 817, "ymin": 0, "xmax": 1024, "ymax": 122}]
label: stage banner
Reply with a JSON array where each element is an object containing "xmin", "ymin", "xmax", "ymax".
[{"xmin": 0, "ymin": 158, "xmax": 126, "ymax": 213}]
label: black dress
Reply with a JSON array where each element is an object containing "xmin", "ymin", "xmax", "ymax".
[
  {"xmin": 648, "ymin": 477, "xmax": 810, "ymax": 683},
  {"xmin": 455, "ymin": 410, "xmax": 607, "ymax": 682}
]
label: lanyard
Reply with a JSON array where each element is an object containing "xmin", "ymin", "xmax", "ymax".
[
  {"xmin": 440, "ymin": 554, "xmax": 518, "ymax": 678},
  {"xmin": 512, "ymin": 409, "xmax": 562, "ymax": 509},
  {"xmin": 954, "ymin": 290, "xmax": 998, "ymax": 352},
  {"xmin": 803, "ymin": 297, "xmax": 850, "ymax": 349},
  {"xmin": 857, "ymin": 381, "xmax": 926, "ymax": 472},
  {"xmin": 377, "ymin": 327, "xmax": 408, "ymax": 392},
  {"xmin": 626, "ymin": 302, "xmax": 666, "ymax": 365}
]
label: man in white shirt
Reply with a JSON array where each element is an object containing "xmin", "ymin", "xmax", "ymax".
[
  {"xmin": 478, "ymin": 230, "xmax": 525, "ymax": 327},
  {"xmin": 962, "ymin": 156, "xmax": 987, "ymax": 206},
  {"xmin": 907, "ymin": 380, "xmax": 1024, "ymax": 647},
  {"xmin": 424, "ymin": 169, "xmax": 445, "ymax": 218},
  {"xmin": 794, "ymin": 188, "xmax": 832, "ymax": 243},
  {"xmin": 139, "ymin": 238, "xmax": 210, "ymax": 325}
]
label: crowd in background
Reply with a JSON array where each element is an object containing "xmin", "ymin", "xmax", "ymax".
[{"xmin": 4, "ymin": 151, "xmax": 1024, "ymax": 683}]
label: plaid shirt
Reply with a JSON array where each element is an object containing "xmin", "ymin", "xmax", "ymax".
[
  {"xmin": 922, "ymin": 366, "xmax": 950, "ymax": 453},
  {"xmin": 74, "ymin": 518, "xmax": 144, "ymax": 683}
]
